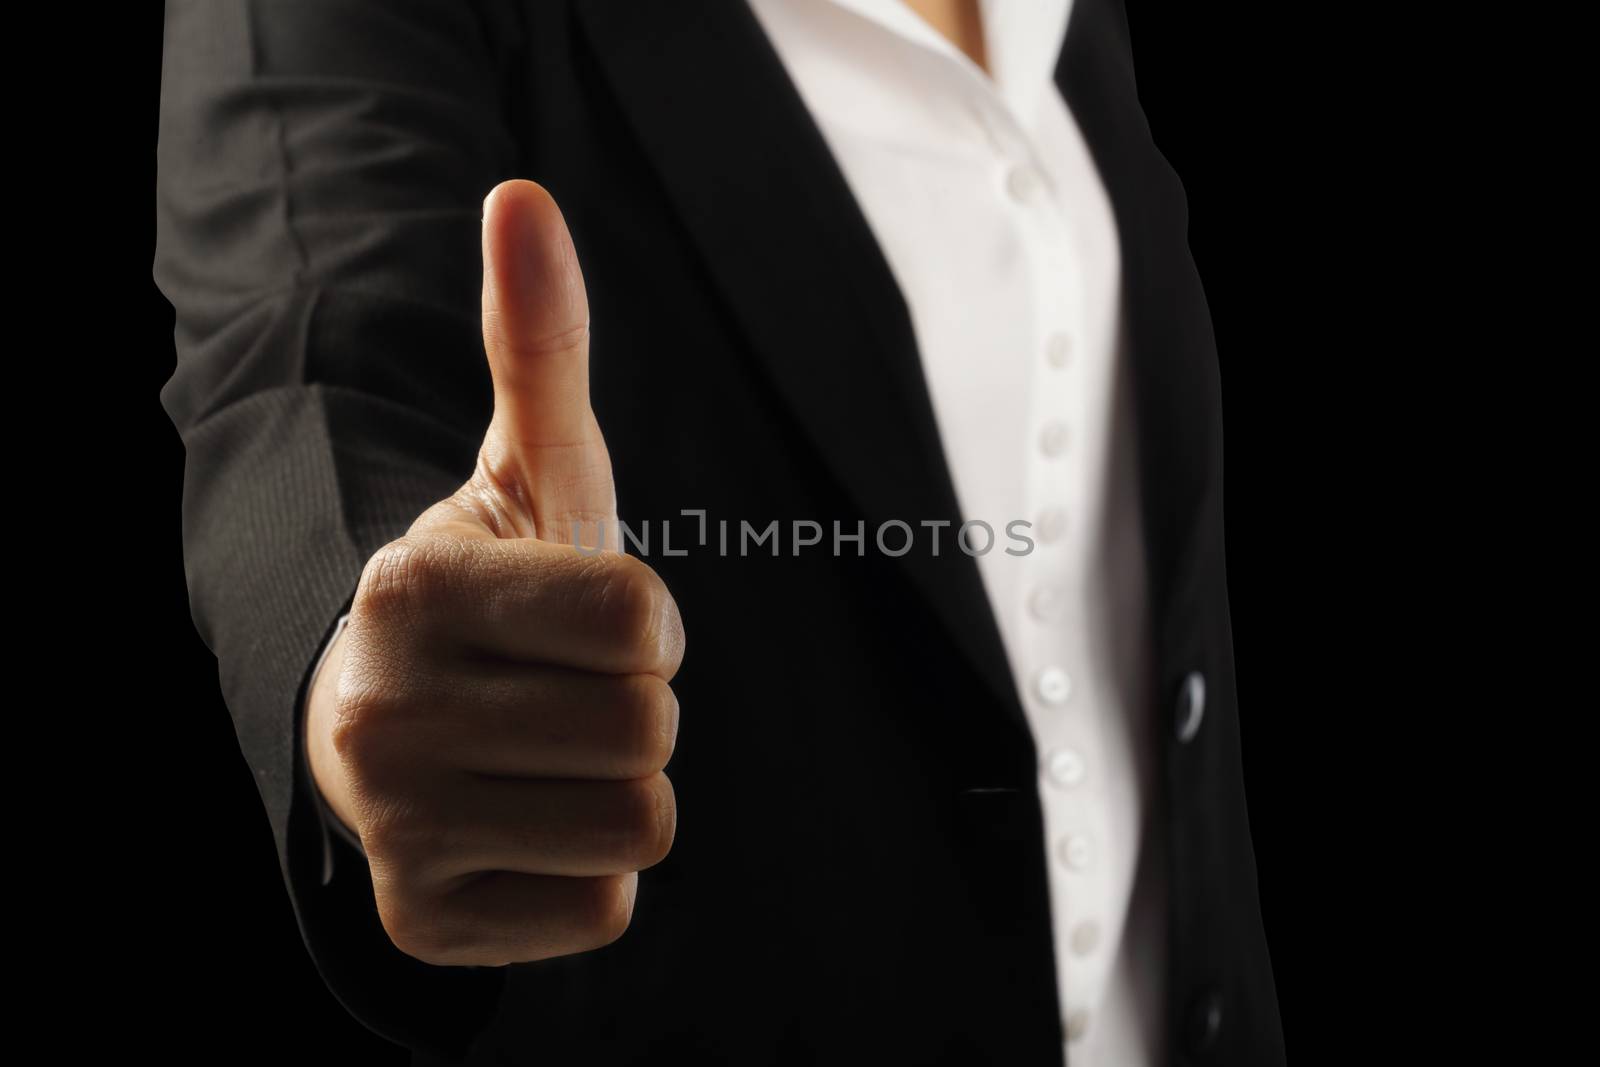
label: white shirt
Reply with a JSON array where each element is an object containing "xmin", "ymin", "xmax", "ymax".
[{"xmin": 744, "ymin": 1, "xmax": 1166, "ymax": 1062}]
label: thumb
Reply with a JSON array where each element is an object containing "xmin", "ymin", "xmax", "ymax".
[{"xmin": 472, "ymin": 180, "xmax": 617, "ymax": 547}]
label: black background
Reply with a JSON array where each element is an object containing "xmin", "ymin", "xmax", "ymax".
[{"xmin": 66, "ymin": 1, "xmax": 1411, "ymax": 1061}]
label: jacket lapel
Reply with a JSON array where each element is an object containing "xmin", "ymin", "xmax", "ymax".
[{"xmin": 575, "ymin": 0, "xmax": 1030, "ymax": 734}]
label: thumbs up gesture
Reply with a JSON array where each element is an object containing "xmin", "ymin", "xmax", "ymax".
[{"xmin": 305, "ymin": 182, "xmax": 686, "ymax": 966}]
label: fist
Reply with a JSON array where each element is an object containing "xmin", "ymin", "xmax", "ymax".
[{"xmin": 306, "ymin": 181, "xmax": 686, "ymax": 967}]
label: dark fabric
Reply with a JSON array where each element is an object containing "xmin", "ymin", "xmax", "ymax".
[{"xmin": 155, "ymin": 1, "xmax": 1284, "ymax": 1064}]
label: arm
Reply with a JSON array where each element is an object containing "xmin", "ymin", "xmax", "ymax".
[{"xmin": 155, "ymin": 0, "xmax": 525, "ymax": 1053}]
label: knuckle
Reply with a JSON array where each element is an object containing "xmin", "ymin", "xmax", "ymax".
[
  {"xmin": 377, "ymin": 894, "xmax": 473, "ymax": 966},
  {"xmin": 572, "ymin": 877, "xmax": 633, "ymax": 949},
  {"xmin": 616, "ymin": 774, "xmax": 676, "ymax": 869},
  {"xmin": 593, "ymin": 555, "xmax": 674, "ymax": 668},
  {"xmin": 356, "ymin": 791, "xmax": 433, "ymax": 859},
  {"xmin": 487, "ymin": 320, "xmax": 593, "ymax": 385},
  {"xmin": 356, "ymin": 537, "xmax": 461, "ymax": 622},
  {"xmin": 616, "ymin": 676, "xmax": 679, "ymax": 775},
  {"xmin": 328, "ymin": 676, "xmax": 410, "ymax": 773},
  {"xmin": 326, "ymin": 708, "xmax": 374, "ymax": 771}
]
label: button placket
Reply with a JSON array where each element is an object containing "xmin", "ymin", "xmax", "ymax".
[
  {"xmin": 1004, "ymin": 162, "xmax": 1045, "ymax": 204},
  {"xmin": 963, "ymin": 68, "xmax": 1133, "ymax": 1045},
  {"xmin": 1035, "ymin": 508, "xmax": 1068, "ymax": 544},
  {"xmin": 1027, "ymin": 583, "xmax": 1064, "ymax": 622},
  {"xmin": 1034, "ymin": 666, "xmax": 1073, "ymax": 706},
  {"xmin": 1057, "ymin": 833, "xmax": 1092, "ymax": 870},
  {"xmin": 1046, "ymin": 331, "xmax": 1073, "ymax": 368},
  {"xmin": 1043, "ymin": 745, "xmax": 1086, "ymax": 788},
  {"xmin": 745, "ymin": 8, "xmax": 1146, "ymax": 1044},
  {"xmin": 1038, "ymin": 420, "xmax": 1070, "ymax": 458}
]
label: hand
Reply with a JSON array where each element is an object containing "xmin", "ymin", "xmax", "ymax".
[{"xmin": 305, "ymin": 181, "xmax": 685, "ymax": 967}]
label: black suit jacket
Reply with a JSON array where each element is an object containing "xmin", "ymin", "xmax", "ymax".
[{"xmin": 156, "ymin": 1, "xmax": 1283, "ymax": 1063}]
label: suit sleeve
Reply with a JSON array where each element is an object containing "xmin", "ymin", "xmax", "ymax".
[{"xmin": 154, "ymin": 0, "xmax": 528, "ymax": 1055}]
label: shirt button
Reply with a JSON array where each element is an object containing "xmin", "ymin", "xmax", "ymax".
[
  {"xmin": 1036, "ymin": 509, "xmax": 1068, "ymax": 544},
  {"xmin": 1175, "ymin": 670, "xmax": 1207, "ymax": 743},
  {"xmin": 1070, "ymin": 920, "xmax": 1101, "ymax": 956},
  {"xmin": 1042, "ymin": 747, "xmax": 1085, "ymax": 787},
  {"xmin": 1046, "ymin": 332, "xmax": 1073, "ymax": 368},
  {"xmin": 1035, "ymin": 667, "xmax": 1073, "ymax": 705},
  {"xmin": 1028, "ymin": 584, "xmax": 1064, "ymax": 622},
  {"xmin": 1038, "ymin": 421, "xmax": 1069, "ymax": 458},
  {"xmin": 1057, "ymin": 833, "xmax": 1092, "ymax": 870},
  {"xmin": 1005, "ymin": 163, "xmax": 1044, "ymax": 204},
  {"xmin": 1065, "ymin": 1009, "xmax": 1090, "ymax": 1042}
]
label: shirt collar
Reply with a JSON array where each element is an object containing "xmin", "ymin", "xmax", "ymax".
[{"xmin": 818, "ymin": 0, "xmax": 1074, "ymax": 119}]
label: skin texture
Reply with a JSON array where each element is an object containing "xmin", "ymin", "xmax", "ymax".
[
  {"xmin": 305, "ymin": 181, "xmax": 686, "ymax": 967},
  {"xmin": 904, "ymin": 0, "xmax": 988, "ymax": 73}
]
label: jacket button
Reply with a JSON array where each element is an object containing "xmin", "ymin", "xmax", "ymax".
[
  {"xmin": 1183, "ymin": 987, "xmax": 1224, "ymax": 1055},
  {"xmin": 1174, "ymin": 670, "xmax": 1206, "ymax": 743}
]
